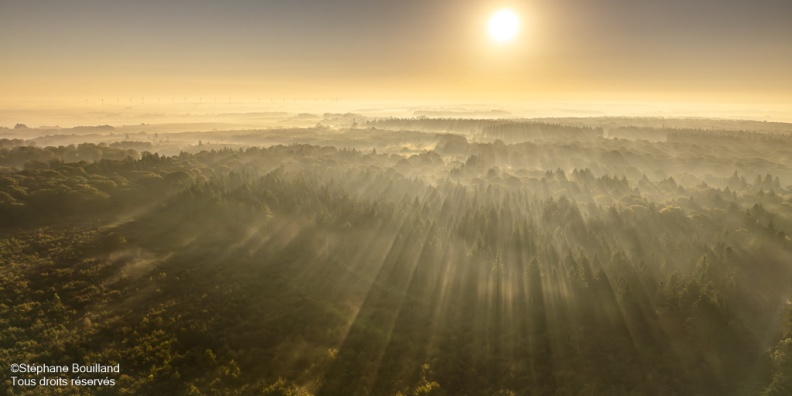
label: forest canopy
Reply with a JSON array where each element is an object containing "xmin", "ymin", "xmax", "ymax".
[{"xmin": 1, "ymin": 117, "xmax": 792, "ymax": 395}]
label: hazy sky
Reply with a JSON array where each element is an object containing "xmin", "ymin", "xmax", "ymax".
[{"xmin": 2, "ymin": 0, "xmax": 791, "ymax": 105}]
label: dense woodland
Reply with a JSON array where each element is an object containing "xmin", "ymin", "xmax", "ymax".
[{"xmin": 2, "ymin": 118, "xmax": 792, "ymax": 395}]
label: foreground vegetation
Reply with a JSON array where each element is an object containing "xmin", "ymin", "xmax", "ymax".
[{"xmin": 2, "ymin": 118, "xmax": 792, "ymax": 394}]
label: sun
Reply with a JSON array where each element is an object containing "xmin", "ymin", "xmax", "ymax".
[{"xmin": 488, "ymin": 9, "xmax": 520, "ymax": 43}]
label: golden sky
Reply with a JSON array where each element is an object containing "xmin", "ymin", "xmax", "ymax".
[{"xmin": 2, "ymin": 0, "xmax": 791, "ymax": 107}]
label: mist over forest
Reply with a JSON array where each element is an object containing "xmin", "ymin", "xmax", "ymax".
[{"xmin": 2, "ymin": 113, "xmax": 792, "ymax": 395}]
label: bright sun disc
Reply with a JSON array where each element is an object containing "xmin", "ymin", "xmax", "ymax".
[{"xmin": 488, "ymin": 9, "xmax": 519, "ymax": 43}]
